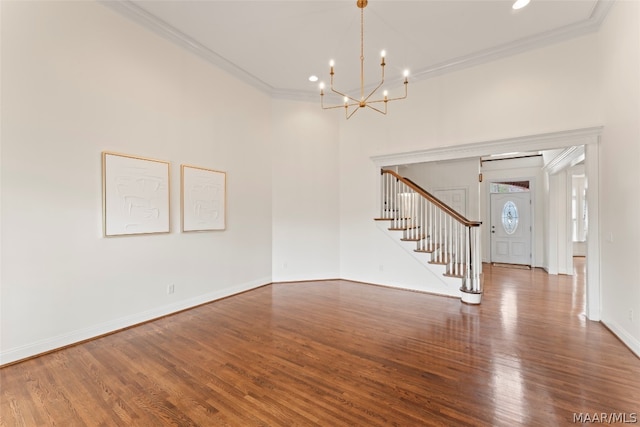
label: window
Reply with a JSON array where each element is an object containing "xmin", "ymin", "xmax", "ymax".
[
  {"xmin": 572, "ymin": 176, "xmax": 588, "ymax": 242},
  {"xmin": 490, "ymin": 181, "xmax": 530, "ymax": 193},
  {"xmin": 501, "ymin": 201, "xmax": 519, "ymax": 234}
]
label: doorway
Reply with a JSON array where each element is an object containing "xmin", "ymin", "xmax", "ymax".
[
  {"xmin": 372, "ymin": 126, "xmax": 601, "ymax": 320},
  {"xmin": 572, "ymin": 172, "xmax": 588, "ymax": 257},
  {"xmin": 490, "ymin": 182, "xmax": 532, "ymax": 266}
]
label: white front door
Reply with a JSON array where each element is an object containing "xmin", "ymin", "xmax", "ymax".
[{"xmin": 490, "ymin": 192, "xmax": 531, "ymax": 265}]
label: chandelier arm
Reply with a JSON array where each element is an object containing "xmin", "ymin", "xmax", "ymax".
[
  {"xmin": 384, "ymin": 81, "xmax": 408, "ymax": 102},
  {"xmin": 330, "ymin": 88, "xmax": 360, "ymax": 104},
  {"xmin": 329, "ymin": 71, "xmax": 360, "ymax": 103},
  {"xmin": 346, "ymin": 106, "xmax": 361, "ymax": 120},
  {"xmin": 363, "ymin": 78, "xmax": 385, "ymax": 103},
  {"xmin": 323, "ymin": 102, "xmax": 360, "ymax": 110},
  {"xmin": 377, "ymin": 93, "xmax": 407, "ymax": 103},
  {"xmin": 322, "ymin": 94, "xmax": 361, "ymax": 110},
  {"xmin": 363, "ymin": 58, "xmax": 385, "ymax": 102},
  {"xmin": 321, "ymin": 94, "xmax": 343, "ymax": 110},
  {"xmin": 365, "ymin": 103, "xmax": 387, "ymax": 115},
  {"xmin": 367, "ymin": 81, "xmax": 408, "ymax": 104},
  {"xmin": 384, "ymin": 94, "xmax": 408, "ymax": 102},
  {"xmin": 321, "ymin": 104, "xmax": 348, "ymax": 111}
]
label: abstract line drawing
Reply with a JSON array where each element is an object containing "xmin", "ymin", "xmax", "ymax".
[
  {"xmin": 102, "ymin": 152, "xmax": 170, "ymax": 236},
  {"xmin": 181, "ymin": 165, "xmax": 226, "ymax": 231}
]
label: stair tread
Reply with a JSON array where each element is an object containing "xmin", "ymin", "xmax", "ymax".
[
  {"xmin": 401, "ymin": 236, "xmax": 425, "ymax": 242},
  {"xmin": 374, "ymin": 216, "xmax": 411, "ymax": 221},
  {"xmin": 414, "ymin": 247, "xmax": 439, "ymax": 253},
  {"xmin": 389, "ymin": 225, "xmax": 420, "ymax": 230},
  {"xmin": 443, "ymin": 272, "xmax": 466, "ymax": 278},
  {"xmin": 444, "ymin": 264, "xmax": 467, "ymax": 278}
]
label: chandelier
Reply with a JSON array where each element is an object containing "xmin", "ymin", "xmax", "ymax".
[{"xmin": 319, "ymin": 0, "xmax": 409, "ymax": 119}]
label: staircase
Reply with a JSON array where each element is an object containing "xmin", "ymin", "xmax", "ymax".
[{"xmin": 375, "ymin": 169, "xmax": 483, "ymax": 304}]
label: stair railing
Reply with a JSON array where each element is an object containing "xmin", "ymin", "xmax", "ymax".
[{"xmin": 379, "ymin": 169, "xmax": 482, "ymax": 296}]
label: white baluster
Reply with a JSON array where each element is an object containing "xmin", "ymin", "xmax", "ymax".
[
  {"xmin": 380, "ymin": 172, "xmax": 384, "ymax": 218},
  {"xmin": 438, "ymin": 208, "xmax": 443, "ymax": 263},
  {"xmin": 420, "ymin": 197, "xmax": 425, "ymax": 250},
  {"xmin": 384, "ymin": 173, "xmax": 388, "ymax": 218},
  {"xmin": 393, "ymin": 177, "xmax": 397, "ymax": 229}
]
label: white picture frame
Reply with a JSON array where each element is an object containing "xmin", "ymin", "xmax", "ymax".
[
  {"xmin": 181, "ymin": 165, "xmax": 226, "ymax": 232},
  {"xmin": 102, "ymin": 152, "xmax": 170, "ymax": 236}
]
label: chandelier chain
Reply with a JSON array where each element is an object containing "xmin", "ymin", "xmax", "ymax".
[{"xmin": 360, "ymin": 6, "xmax": 365, "ymax": 101}]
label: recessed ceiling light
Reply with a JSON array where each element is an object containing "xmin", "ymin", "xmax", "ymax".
[
  {"xmin": 308, "ymin": 75, "xmax": 319, "ymax": 82},
  {"xmin": 512, "ymin": 0, "xmax": 530, "ymax": 10}
]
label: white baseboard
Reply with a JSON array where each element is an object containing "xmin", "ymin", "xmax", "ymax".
[
  {"xmin": 5, "ymin": 277, "xmax": 636, "ymax": 365},
  {"xmin": 601, "ymin": 318, "xmax": 640, "ymax": 358},
  {"xmin": 0, "ymin": 277, "xmax": 271, "ymax": 366}
]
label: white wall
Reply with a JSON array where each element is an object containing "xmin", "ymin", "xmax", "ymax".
[
  {"xmin": 271, "ymin": 100, "xmax": 340, "ymax": 281},
  {"xmin": 0, "ymin": 1, "xmax": 272, "ymax": 364},
  {"xmin": 339, "ymin": 33, "xmax": 601, "ymax": 292},
  {"xmin": 598, "ymin": 0, "xmax": 640, "ymax": 355},
  {"xmin": 399, "ymin": 157, "xmax": 481, "ymax": 219},
  {"xmin": 547, "ymin": 171, "xmax": 571, "ymax": 274}
]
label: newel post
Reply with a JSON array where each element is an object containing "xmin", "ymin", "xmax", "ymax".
[{"xmin": 460, "ymin": 224, "xmax": 483, "ymax": 304}]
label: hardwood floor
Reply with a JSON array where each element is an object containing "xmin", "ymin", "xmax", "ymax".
[{"xmin": 2, "ymin": 259, "xmax": 639, "ymax": 426}]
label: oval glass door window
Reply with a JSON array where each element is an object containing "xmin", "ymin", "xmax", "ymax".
[{"xmin": 502, "ymin": 201, "xmax": 519, "ymax": 234}]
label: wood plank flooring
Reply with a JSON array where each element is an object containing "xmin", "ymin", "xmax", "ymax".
[{"xmin": 2, "ymin": 259, "xmax": 639, "ymax": 426}]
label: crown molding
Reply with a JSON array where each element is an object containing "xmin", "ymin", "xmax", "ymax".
[
  {"xmin": 100, "ymin": 0, "xmax": 614, "ymax": 102},
  {"xmin": 271, "ymin": 88, "xmax": 319, "ymax": 103},
  {"xmin": 544, "ymin": 145, "xmax": 586, "ymax": 175},
  {"xmin": 98, "ymin": 0, "xmax": 274, "ymax": 94},
  {"xmin": 370, "ymin": 126, "xmax": 602, "ymax": 167},
  {"xmin": 412, "ymin": 0, "xmax": 614, "ymax": 82}
]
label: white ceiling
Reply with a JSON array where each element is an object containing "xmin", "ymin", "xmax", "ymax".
[{"xmin": 104, "ymin": 0, "xmax": 611, "ymax": 101}]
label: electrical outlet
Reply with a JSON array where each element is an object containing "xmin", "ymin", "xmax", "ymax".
[{"xmin": 167, "ymin": 284, "xmax": 175, "ymax": 295}]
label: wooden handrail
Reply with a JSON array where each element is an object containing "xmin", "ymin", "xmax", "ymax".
[{"xmin": 382, "ymin": 169, "xmax": 481, "ymax": 228}]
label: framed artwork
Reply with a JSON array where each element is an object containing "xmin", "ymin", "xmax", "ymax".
[
  {"xmin": 181, "ymin": 165, "xmax": 226, "ymax": 232},
  {"xmin": 102, "ymin": 152, "xmax": 170, "ymax": 236}
]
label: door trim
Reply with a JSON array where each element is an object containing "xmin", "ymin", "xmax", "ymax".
[
  {"xmin": 486, "ymin": 176, "xmax": 536, "ymax": 267},
  {"xmin": 489, "ymin": 184, "xmax": 533, "ymax": 265}
]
